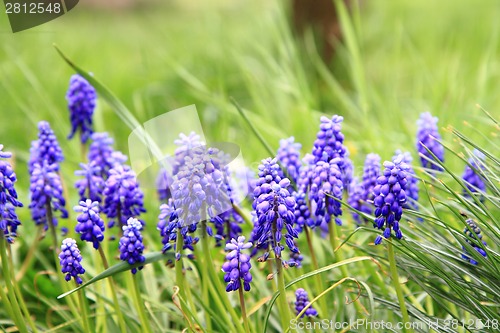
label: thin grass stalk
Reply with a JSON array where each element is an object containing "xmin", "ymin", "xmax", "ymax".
[
  {"xmin": 77, "ymin": 284, "xmax": 92, "ymax": 333},
  {"xmin": 304, "ymin": 226, "xmax": 328, "ymax": 318},
  {"xmin": 15, "ymin": 227, "xmax": 42, "ymax": 281},
  {"xmin": 387, "ymin": 241, "xmax": 412, "ymax": 333},
  {"xmin": 131, "ymin": 273, "xmax": 153, "ymax": 333},
  {"xmin": 238, "ymin": 285, "xmax": 251, "ymax": 333}
]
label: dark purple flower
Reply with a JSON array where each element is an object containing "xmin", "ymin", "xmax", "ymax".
[
  {"xmin": 462, "ymin": 218, "xmax": 487, "ymax": 265},
  {"xmin": 0, "ymin": 145, "xmax": 23, "ymax": 243},
  {"xmin": 288, "ymin": 245, "xmax": 303, "ymax": 267},
  {"xmin": 277, "ymin": 137, "xmax": 302, "ymax": 184},
  {"xmin": 74, "ymin": 199, "xmax": 105, "ymax": 250},
  {"xmin": 295, "ymin": 288, "xmax": 318, "ymax": 318},
  {"xmin": 312, "ymin": 115, "xmax": 347, "ymax": 163},
  {"xmin": 416, "ymin": 112, "xmax": 444, "ymax": 171},
  {"xmin": 293, "ymin": 191, "xmax": 314, "ymax": 231},
  {"xmin": 119, "ymin": 218, "xmax": 146, "ymax": 274},
  {"xmin": 74, "ymin": 162, "xmax": 104, "ymax": 203},
  {"xmin": 394, "ymin": 151, "xmax": 419, "ymax": 210},
  {"xmin": 88, "ymin": 132, "xmax": 127, "ymax": 180},
  {"xmin": 251, "ymin": 158, "xmax": 298, "ymax": 260},
  {"xmin": 103, "ymin": 164, "xmax": 145, "ymax": 228},
  {"xmin": 59, "ymin": 238, "xmax": 85, "ymax": 284},
  {"xmin": 29, "ymin": 162, "xmax": 68, "ymax": 230},
  {"xmin": 157, "ymin": 199, "xmax": 198, "ymax": 260},
  {"xmin": 308, "ymin": 159, "xmax": 344, "ymax": 227},
  {"xmin": 462, "ymin": 149, "xmax": 486, "ymax": 200},
  {"xmin": 221, "ymin": 236, "xmax": 252, "ymax": 292},
  {"xmin": 373, "ymin": 155, "xmax": 409, "ymax": 245},
  {"xmin": 66, "ymin": 74, "xmax": 97, "ymax": 144},
  {"xmin": 29, "ymin": 121, "xmax": 64, "ymax": 173}
]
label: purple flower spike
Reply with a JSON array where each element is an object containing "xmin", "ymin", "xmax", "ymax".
[
  {"xmin": 66, "ymin": 74, "xmax": 97, "ymax": 144},
  {"xmin": 222, "ymin": 236, "xmax": 253, "ymax": 292},
  {"xmin": 88, "ymin": 132, "xmax": 127, "ymax": 180},
  {"xmin": 277, "ymin": 137, "xmax": 302, "ymax": 184},
  {"xmin": 394, "ymin": 151, "xmax": 419, "ymax": 210},
  {"xmin": 251, "ymin": 158, "xmax": 298, "ymax": 261},
  {"xmin": 416, "ymin": 112, "xmax": 444, "ymax": 171},
  {"xmin": 312, "ymin": 115, "xmax": 347, "ymax": 163},
  {"xmin": 293, "ymin": 191, "xmax": 314, "ymax": 232},
  {"xmin": 462, "ymin": 149, "xmax": 486, "ymax": 200},
  {"xmin": 29, "ymin": 121, "xmax": 64, "ymax": 173},
  {"xmin": 372, "ymin": 155, "xmax": 410, "ymax": 244},
  {"xmin": 29, "ymin": 162, "xmax": 68, "ymax": 230},
  {"xmin": 119, "ymin": 218, "xmax": 146, "ymax": 274},
  {"xmin": 295, "ymin": 288, "xmax": 318, "ymax": 318},
  {"xmin": 348, "ymin": 153, "xmax": 380, "ymax": 224},
  {"xmin": 103, "ymin": 164, "xmax": 145, "ymax": 228},
  {"xmin": 74, "ymin": 199, "xmax": 105, "ymax": 250},
  {"xmin": 0, "ymin": 145, "xmax": 23, "ymax": 243},
  {"xmin": 59, "ymin": 238, "xmax": 85, "ymax": 284},
  {"xmin": 74, "ymin": 162, "xmax": 104, "ymax": 203},
  {"xmin": 462, "ymin": 218, "xmax": 487, "ymax": 265}
]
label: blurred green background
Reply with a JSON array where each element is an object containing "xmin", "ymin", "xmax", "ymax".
[{"xmin": 1, "ymin": 0, "xmax": 499, "ymax": 202}]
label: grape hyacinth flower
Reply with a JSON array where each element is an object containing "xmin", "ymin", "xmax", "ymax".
[
  {"xmin": 462, "ymin": 218, "xmax": 487, "ymax": 265},
  {"xmin": 66, "ymin": 74, "xmax": 97, "ymax": 144},
  {"xmin": 293, "ymin": 191, "xmax": 314, "ymax": 232},
  {"xmin": 348, "ymin": 154, "xmax": 380, "ymax": 224},
  {"xmin": 59, "ymin": 238, "xmax": 85, "ymax": 284},
  {"xmin": 462, "ymin": 149, "xmax": 486, "ymax": 200},
  {"xmin": 373, "ymin": 155, "xmax": 410, "ymax": 245},
  {"xmin": 222, "ymin": 236, "xmax": 252, "ymax": 292},
  {"xmin": 119, "ymin": 218, "xmax": 146, "ymax": 274},
  {"xmin": 251, "ymin": 158, "xmax": 298, "ymax": 260},
  {"xmin": 308, "ymin": 159, "xmax": 344, "ymax": 227},
  {"xmin": 347, "ymin": 178, "xmax": 366, "ymax": 225},
  {"xmin": 294, "ymin": 288, "xmax": 318, "ymax": 318},
  {"xmin": 103, "ymin": 164, "xmax": 145, "ymax": 228},
  {"xmin": 74, "ymin": 162, "xmax": 104, "ymax": 203},
  {"xmin": 288, "ymin": 245, "xmax": 303, "ymax": 268},
  {"xmin": 29, "ymin": 121, "xmax": 64, "ymax": 173},
  {"xmin": 416, "ymin": 112, "xmax": 444, "ymax": 171},
  {"xmin": 74, "ymin": 200, "xmax": 105, "ymax": 250},
  {"xmin": 156, "ymin": 168, "xmax": 172, "ymax": 201},
  {"xmin": 157, "ymin": 199, "xmax": 198, "ymax": 260},
  {"xmin": 0, "ymin": 145, "xmax": 23, "ymax": 243},
  {"xmin": 88, "ymin": 132, "xmax": 127, "ymax": 179},
  {"xmin": 276, "ymin": 137, "xmax": 302, "ymax": 184},
  {"xmin": 29, "ymin": 162, "xmax": 68, "ymax": 230},
  {"xmin": 394, "ymin": 151, "xmax": 419, "ymax": 210}
]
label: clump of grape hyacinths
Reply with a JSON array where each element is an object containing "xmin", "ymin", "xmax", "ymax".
[
  {"xmin": 119, "ymin": 218, "xmax": 146, "ymax": 274},
  {"xmin": 0, "ymin": 145, "xmax": 23, "ymax": 243},
  {"xmin": 294, "ymin": 288, "xmax": 318, "ymax": 318},
  {"xmin": 348, "ymin": 153, "xmax": 380, "ymax": 224},
  {"xmin": 29, "ymin": 121, "xmax": 64, "ymax": 173},
  {"xmin": 462, "ymin": 218, "xmax": 487, "ymax": 265},
  {"xmin": 252, "ymin": 158, "xmax": 298, "ymax": 261},
  {"xmin": 74, "ymin": 162, "xmax": 104, "ymax": 203},
  {"xmin": 462, "ymin": 149, "xmax": 486, "ymax": 200},
  {"xmin": 103, "ymin": 164, "xmax": 145, "ymax": 228},
  {"xmin": 373, "ymin": 155, "xmax": 410, "ymax": 245},
  {"xmin": 59, "ymin": 238, "xmax": 85, "ymax": 284},
  {"xmin": 29, "ymin": 162, "xmax": 68, "ymax": 230},
  {"xmin": 416, "ymin": 112, "xmax": 444, "ymax": 171},
  {"xmin": 157, "ymin": 199, "xmax": 198, "ymax": 261},
  {"xmin": 394, "ymin": 151, "xmax": 419, "ymax": 210},
  {"xmin": 276, "ymin": 137, "xmax": 302, "ymax": 184},
  {"xmin": 66, "ymin": 74, "xmax": 97, "ymax": 144},
  {"xmin": 74, "ymin": 200, "xmax": 105, "ymax": 250},
  {"xmin": 222, "ymin": 236, "xmax": 253, "ymax": 292}
]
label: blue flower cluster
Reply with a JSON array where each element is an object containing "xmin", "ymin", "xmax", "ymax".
[
  {"xmin": 59, "ymin": 238, "xmax": 85, "ymax": 284},
  {"xmin": 292, "ymin": 191, "xmax": 314, "ymax": 232},
  {"xmin": 462, "ymin": 218, "xmax": 487, "ymax": 265},
  {"xmin": 29, "ymin": 162, "xmax": 68, "ymax": 230},
  {"xmin": 394, "ymin": 151, "xmax": 419, "ymax": 210},
  {"xmin": 294, "ymin": 288, "xmax": 318, "ymax": 318},
  {"xmin": 74, "ymin": 199, "xmax": 105, "ymax": 250},
  {"xmin": 74, "ymin": 162, "xmax": 104, "ymax": 203},
  {"xmin": 348, "ymin": 153, "xmax": 380, "ymax": 224},
  {"xmin": 312, "ymin": 115, "xmax": 347, "ymax": 163},
  {"xmin": 103, "ymin": 164, "xmax": 145, "ymax": 228},
  {"xmin": 416, "ymin": 112, "xmax": 444, "ymax": 171},
  {"xmin": 373, "ymin": 155, "xmax": 409, "ymax": 245},
  {"xmin": 119, "ymin": 218, "xmax": 146, "ymax": 274},
  {"xmin": 88, "ymin": 132, "xmax": 127, "ymax": 180},
  {"xmin": 222, "ymin": 236, "xmax": 252, "ymax": 292},
  {"xmin": 462, "ymin": 149, "xmax": 486, "ymax": 200},
  {"xmin": 29, "ymin": 121, "xmax": 64, "ymax": 173},
  {"xmin": 277, "ymin": 136, "xmax": 302, "ymax": 184},
  {"xmin": 251, "ymin": 158, "xmax": 298, "ymax": 259},
  {"xmin": 0, "ymin": 145, "xmax": 23, "ymax": 243},
  {"xmin": 66, "ymin": 74, "xmax": 97, "ymax": 144}
]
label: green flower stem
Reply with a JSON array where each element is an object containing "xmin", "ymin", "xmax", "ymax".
[
  {"xmin": 197, "ymin": 229, "xmax": 212, "ymax": 331},
  {"xmin": 387, "ymin": 241, "xmax": 412, "ymax": 333},
  {"xmin": 77, "ymin": 284, "xmax": 92, "ymax": 333},
  {"xmin": 15, "ymin": 227, "xmax": 42, "ymax": 281},
  {"xmin": 275, "ymin": 256, "xmax": 293, "ymax": 332},
  {"xmin": 238, "ymin": 285, "xmax": 251, "ymax": 333},
  {"xmin": 0, "ymin": 276, "xmax": 16, "ymax": 323},
  {"xmin": 130, "ymin": 273, "xmax": 153, "ymax": 333},
  {"xmin": 304, "ymin": 226, "xmax": 328, "ymax": 318},
  {"xmin": 175, "ymin": 228, "xmax": 192, "ymax": 330},
  {"xmin": 0, "ymin": 232, "xmax": 29, "ymax": 333},
  {"xmin": 7, "ymin": 245, "xmax": 39, "ymax": 333},
  {"xmin": 98, "ymin": 246, "xmax": 127, "ymax": 333}
]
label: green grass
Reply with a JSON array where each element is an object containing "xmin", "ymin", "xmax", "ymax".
[{"xmin": 0, "ymin": 0, "xmax": 499, "ymax": 332}]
